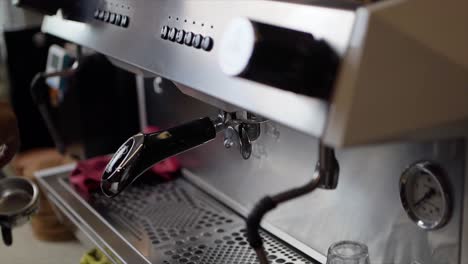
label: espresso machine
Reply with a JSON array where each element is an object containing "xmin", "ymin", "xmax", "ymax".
[{"xmin": 14, "ymin": 0, "xmax": 468, "ymax": 263}]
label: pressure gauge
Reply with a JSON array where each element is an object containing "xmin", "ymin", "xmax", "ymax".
[{"xmin": 399, "ymin": 161, "xmax": 452, "ymax": 230}]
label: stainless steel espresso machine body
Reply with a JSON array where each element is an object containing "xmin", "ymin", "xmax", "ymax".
[{"xmin": 19, "ymin": 0, "xmax": 468, "ymax": 263}]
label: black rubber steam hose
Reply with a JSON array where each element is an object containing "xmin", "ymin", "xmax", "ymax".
[{"xmin": 246, "ymin": 172, "xmax": 322, "ymax": 264}]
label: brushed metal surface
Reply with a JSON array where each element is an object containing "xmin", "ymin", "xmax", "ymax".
[
  {"xmin": 182, "ymin": 136, "xmax": 465, "ymax": 264},
  {"xmin": 326, "ymin": 4, "xmax": 468, "ymax": 146},
  {"xmin": 36, "ymin": 165, "xmax": 319, "ymax": 264},
  {"xmin": 144, "ymin": 81, "xmax": 466, "ymax": 264},
  {"xmin": 41, "ymin": 0, "xmax": 356, "ymax": 138}
]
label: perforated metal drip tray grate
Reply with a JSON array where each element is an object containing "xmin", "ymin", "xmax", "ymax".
[{"xmin": 38, "ymin": 167, "xmax": 319, "ymax": 264}]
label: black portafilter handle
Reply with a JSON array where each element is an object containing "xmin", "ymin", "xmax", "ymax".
[
  {"xmin": 101, "ymin": 117, "xmax": 219, "ymax": 197},
  {"xmin": 1, "ymin": 225, "xmax": 12, "ymax": 246}
]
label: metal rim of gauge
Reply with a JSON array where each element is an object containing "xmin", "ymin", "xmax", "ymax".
[{"xmin": 399, "ymin": 161, "xmax": 452, "ymax": 230}]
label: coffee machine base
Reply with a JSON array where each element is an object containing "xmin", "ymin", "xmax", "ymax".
[{"xmin": 36, "ymin": 164, "xmax": 323, "ymax": 264}]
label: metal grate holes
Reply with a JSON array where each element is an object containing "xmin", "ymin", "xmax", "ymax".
[
  {"xmin": 90, "ymin": 179, "xmax": 314, "ymax": 264},
  {"xmin": 142, "ymin": 219, "xmax": 193, "ymax": 245},
  {"xmin": 91, "ymin": 179, "xmax": 239, "ymax": 246},
  {"xmin": 160, "ymin": 228, "xmax": 313, "ymax": 264},
  {"xmin": 144, "ymin": 203, "xmax": 202, "ymax": 229},
  {"xmin": 162, "ymin": 243, "xmax": 258, "ymax": 264},
  {"xmin": 262, "ymin": 231, "xmax": 313, "ymax": 264}
]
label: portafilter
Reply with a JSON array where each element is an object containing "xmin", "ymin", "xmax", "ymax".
[
  {"xmin": 101, "ymin": 112, "xmax": 269, "ymax": 197},
  {"xmin": 101, "ymin": 117, "xmax": 223, "ymax": 197},
  {"xmin": 0, "ymin": 171, "xmax": 40, "ymax": 246}
]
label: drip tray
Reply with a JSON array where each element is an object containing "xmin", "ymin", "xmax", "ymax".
[{"xmin": 36, "ymin": 165, "xmax": 318, "ymax": 264}]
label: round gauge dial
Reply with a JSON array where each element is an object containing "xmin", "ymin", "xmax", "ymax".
[{"xmin": 399, "ymin": 161, "xmax": 452, "ymax": 230}]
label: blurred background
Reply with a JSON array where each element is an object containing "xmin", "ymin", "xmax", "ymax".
[{"xmin": 0, "ymin": 1, "xmax": 139, "ymax": 263}]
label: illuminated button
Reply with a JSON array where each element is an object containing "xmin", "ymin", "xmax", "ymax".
[
  {"xmin": 168, "ymin": 28, "xmax": 177, "ymax": 41},
  {"xmin": 192, "ymin": 34, "xmax": 202, "ymax": 48},
  {"xmin": 184, "ymin": 32, "xmax": 193, "ymax": 46},
  {"xmin": 114, "ymin": 14, "xmax": 122, "ymax": 25},
  {"xmin": 103, "ymin": 11, "xmax": 110, "ymax": 22},
  {"xmin": 98, "ymin": 10, "xmax": 105, "ymax": 20},
  {"xmin": 161, "ymin": 26, "xmax": 169, "ymax": 39},
  {"xmin": 109, "ymin": 13, "xmax": 116, "ymax": 23},
  {"xmin": 94, "ymin": 9, "xmax": 100, "ymax": 19},
  {"xmin": 175, "ymin": 29, "xmax": 185, "ymax": 44},
  {"xmin": 120, "ymin": 16, "xmax": 130, "ymax": 27},
  {"xmin": 201, "ymin": 36, "xmax": 213, "ymax": 51}
]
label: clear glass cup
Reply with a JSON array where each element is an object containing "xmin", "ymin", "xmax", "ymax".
[{"xmin": 326, "ymin": 241, "xmax": 370, "ymax": 264}]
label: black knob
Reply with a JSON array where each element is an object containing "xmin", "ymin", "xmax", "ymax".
[
  {"xmin": 184, "ymin": 32, "xmax": 194, "ymax": 46},
  {"xmin": 161, "ymin": 26, "xmax": 169, "ymax": 39},
  {"xmin": 219, "ymin": 18, "xmax": 339, "ymax": 99},
  {"xmin": 175, "ymin": 29, "xmax": 185, "ymax": 44},
  {"xmin": 103, "ymin": 11, "xmax": 110, "ymax": 22},
  {"xmin": 109, "ymin": 13, "xmax": 116, "ymax": 24},
  {"xmin": 192, "ymin": 34, "xmax": 203, "ymax": 49}
]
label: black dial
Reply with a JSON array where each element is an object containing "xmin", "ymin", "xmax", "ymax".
[{"xmin": 219, "ymin": 18, "xmax": 339, "ymax": 99}]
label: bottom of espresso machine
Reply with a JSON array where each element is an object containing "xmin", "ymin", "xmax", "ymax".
[{"xmin": 36, "ymin": 165, "xmax": 318, "ymax": 264}]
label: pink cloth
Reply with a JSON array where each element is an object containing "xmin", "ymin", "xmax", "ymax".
[
  {"xmin": 70, "ymin": 126, "xmax": 180, "ymax": 199},
  {"xmin": 69, "ymin": 156, "xmax": 111, "ymax": 200}
]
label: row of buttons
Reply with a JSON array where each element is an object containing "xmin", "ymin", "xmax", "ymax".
[
  {"xmin": 160, "ymin": 26, "xmax": 213, "ymax": 52},
  {"xmin": 94, "ymin": 9, "xmax": 130, "ymax": 28}
]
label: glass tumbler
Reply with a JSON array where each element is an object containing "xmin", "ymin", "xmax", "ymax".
[{"xmin": 326, "ymin": 241, "xmax": 370, "ymax": 264}]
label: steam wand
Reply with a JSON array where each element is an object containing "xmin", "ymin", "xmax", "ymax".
[
  {"xmin": 246, "ymin": 141, "xmax": 339, "ymax": 264},
  {"xmin": 30, "ymin": 61, "xmax": 79, "ymax": 155}
]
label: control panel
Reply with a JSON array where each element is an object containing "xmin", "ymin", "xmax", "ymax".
[
  {"xmin": 160, "ymin": 25, "xmax": 213, "ymax": 52},
  {"xmin": 94, "ymin": 8, "xmax": 130, "ymax": 28},
  {"xmin": 92, "ymin": 0, "xmax": 133, "ymax": 28}
]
